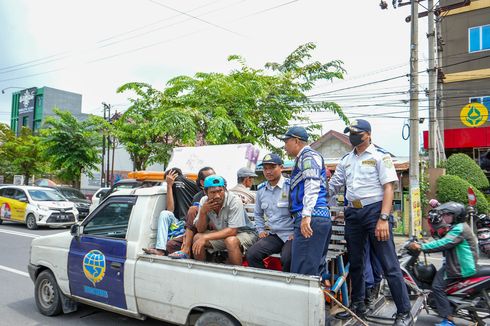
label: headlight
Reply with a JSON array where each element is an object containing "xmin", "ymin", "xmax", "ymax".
[{"xmin": 37, "ymin": 204, "xmax": 49, "ymax": 211}]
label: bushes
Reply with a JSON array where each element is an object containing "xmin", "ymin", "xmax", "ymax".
[
  {"xmin": 437, "ymin": 175, "xmax": 489, "ymax": 213},
  {"xmin": 446, "ymin": 153, "xmax": 489, "ymax": 190}
]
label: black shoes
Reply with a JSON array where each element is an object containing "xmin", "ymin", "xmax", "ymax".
[
  {"xmin": 335, "ymin": 301, "xmax": 366, "ymax": 320},
  {"xmin": 365, "ymin": 282, "xmax": 381, "ymax": 311},
  {"xmin": 393, "ymin": 312, "xmax": 413, "ymax": 326}
]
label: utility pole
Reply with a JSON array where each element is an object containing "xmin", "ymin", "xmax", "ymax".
[
  {"xmin": 427, "ymin": 0, "xmax": 438, "ymax": 168},
  {"xmin": 106, "ymin": 104, "xmax": 111, "ymax": 187},
  {"xmin": 408, "ymin": 0, "xmax": 421, "ymax": 237},
  {"xmin": 101, "ymin": 105, "xmax": 106, "ymax": 188}
]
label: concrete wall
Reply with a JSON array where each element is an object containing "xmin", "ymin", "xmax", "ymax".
[
  {"xmin": 41, "ymin": 87, "xmax": 87, "ymax": 120},
  {"xmin": 313, "ymin": 138, "xmax": 352, "ymax": 158}
]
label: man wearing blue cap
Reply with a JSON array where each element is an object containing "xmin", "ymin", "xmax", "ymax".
[
  {"xmin": 281, "ymin": 126, "xmax": 331, "ymax": 277},
  {"xmin": 329, "ymin": 119, "xmax": 412, "ymax": 325},
  {"xmin": 246, "ymin": 153, "xmax": 293, "ymax": 272},
  {"xmin": 192, "ymin": 175, "xmax": 258, "ymax": 265}
]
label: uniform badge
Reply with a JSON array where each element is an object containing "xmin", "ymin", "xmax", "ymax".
[
  {"xmin": 302, "ymin": 158, "xmax": 313, "ymax": 170},
  {"xmin": 361, "ymin": 159, "xmax": 376, "ymax": 167},
  {"xmin": 383, "ymin": 156, "xmax": 394, "ymax": 168}
]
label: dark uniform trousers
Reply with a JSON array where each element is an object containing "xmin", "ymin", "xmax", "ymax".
[
  {"xmin": 345, "ymin": 201, "xmax": 411, "ymax": 313},
  {"xmin": 291, "ymin": 215, "xmax": 332, "ymax": 277}
]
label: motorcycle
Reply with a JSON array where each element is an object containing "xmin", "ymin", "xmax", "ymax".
[
  {"xmin": 469, "ymin": 206, "xmax": 490, "ymax": 257},
  {"xmin": 398, "ymin": 238, "xmax": 490, "ymax": 326}
]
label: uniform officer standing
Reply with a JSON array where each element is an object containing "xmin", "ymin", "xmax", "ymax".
[
  {"xmin": 281, "ymin": 126, "xmax": 331, "ymax": 277},
  {"xmin": 246, "ymin": 153, "xmax": 293, "ymax": 272},
  {"xmin": 329, "ymin": 119, "xmax": 412, "ymax": 326}
]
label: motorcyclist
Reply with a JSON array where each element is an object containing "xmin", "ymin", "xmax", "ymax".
[{"xmin": 408, "ymin": 201, "xmax": 478, "ymax": 326}]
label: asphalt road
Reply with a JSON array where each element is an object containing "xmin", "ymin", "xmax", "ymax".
[{"xmin": 0, "ymin": 221, "xmax": 487, "ymax": 326}]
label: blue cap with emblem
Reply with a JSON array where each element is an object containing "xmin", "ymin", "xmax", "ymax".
[
  {"xmin": 258, "ymin": 153, "xmax": 284, "ymax": 166},
  {"xmin": 279, "ymin": 126, "xmax": 309, "ymax": 142},
  {"xmin": 203, "ymin": 175, "xmax": 226, "ymax": 189},
  {"xmin": 343, "ymin": 119, "xmax": 371, "ymax": 133}
]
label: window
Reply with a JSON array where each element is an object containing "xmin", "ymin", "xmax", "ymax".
[
  {"xmin": 0, "ymin": 188, "xmax": 16, "ymax": 198},
  {"xmin": 22, "ymin": 116, "xmax": 29, "ymax": 127},
  {"xmin": 83, "ymin": 202, "xmax": 133, "ymax": 238},
  {"xmin": 13, "ymin": 190, "xmax": 28, "ymax": 202},
  {"xmin": 470, "ymin": 96, "xmax": 490, "ymax": 110},
  {"xmin": 28, "ymin": 189, "xmax": 66, "ymax": 201},
  {"xmin": 469, "ymin": 25, "xmax": 490, "ymax": 53}
]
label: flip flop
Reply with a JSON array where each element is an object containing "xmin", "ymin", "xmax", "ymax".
[
  {"xmin": 142, "ymin": 248, "xmax": 166, "ymax": 256},
  {"xmin": 168, "ymin": 250, "xmax": 189, "ymax": 259}
]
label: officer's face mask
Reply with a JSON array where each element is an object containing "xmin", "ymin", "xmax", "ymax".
[{"xmin": 349, "ymin": 132, "xmax": 365, "ymax": 147}]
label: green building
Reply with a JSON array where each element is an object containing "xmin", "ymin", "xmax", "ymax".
[{"xmin": 10, "ymin": 86, "xmax": 83, "ymax": 134}]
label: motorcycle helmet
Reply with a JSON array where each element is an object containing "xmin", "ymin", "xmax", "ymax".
[
  {"xmin": 435, "ymin": 201, "xmax": 467, "ymax": 224},
  {"xmin": 413, "ymin": 262, "xmax": 437, "ymax": 284}
]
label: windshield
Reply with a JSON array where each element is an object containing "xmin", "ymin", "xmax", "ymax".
[
  {"xmin": 28, "ymin": 189, "xmax": 67, "ymax": 201},
  {"xmin": 59, "ymin": 188, "xmax": 85, "ymax": 200}
]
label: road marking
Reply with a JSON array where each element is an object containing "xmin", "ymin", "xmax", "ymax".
[
  {"xmin": 0, "ymin": 265, "xmax": 29, "ymax": 278},
  {"xmin": 0, "ymin": 229, "xmax": 40, "ymax": 238}
]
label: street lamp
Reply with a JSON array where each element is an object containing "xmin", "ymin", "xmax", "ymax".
[{"xmin": 1, "ymin": 87, "xmax": 26, "ymax": 94}]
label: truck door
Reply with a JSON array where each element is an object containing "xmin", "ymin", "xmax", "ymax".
[{"xmin": 68, "ymin": 196, "xmax": 135, "ymax": 310}]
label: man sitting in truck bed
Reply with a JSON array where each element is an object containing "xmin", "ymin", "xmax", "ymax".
[{"xmin": 192, "ymin": 175, "xmax": 258, "ymax": 265}]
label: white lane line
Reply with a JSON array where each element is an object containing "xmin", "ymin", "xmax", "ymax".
[
  {"xmin": 0, "ymin": 229, "xmax": 39, "ymax": 238},
  {"xmin": 0, "ymin": 265, "xmax": 29, "ymax": 278}
]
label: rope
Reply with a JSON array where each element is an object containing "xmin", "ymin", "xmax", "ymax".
[{"xmin": 322, "ymin": 289, "xmax": 369, "ymax": 326}]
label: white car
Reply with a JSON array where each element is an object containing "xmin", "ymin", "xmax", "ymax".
[
  {"xmin": 0, "ymin": 185, "xmax": 79, "ymax": 229},
  {"xmin": 89, "ymin": 187, "xmax": 110, "ymax": 213}
]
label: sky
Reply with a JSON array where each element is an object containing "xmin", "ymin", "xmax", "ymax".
[{"xmin": 0, "ymin": 0, "xmax": 432, "ymax": 156}]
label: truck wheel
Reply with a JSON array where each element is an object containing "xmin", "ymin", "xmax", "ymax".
[
  {"xmin": 195, "ymin": 311, "xmax": 240, "ymax": 326},
  {"xmin": 26, "ymin": 214, "xmax": 38, "ymax": 230},
  {"xmin": 35, "ymin": 270, "xmax": 62, "ymax": 316}
]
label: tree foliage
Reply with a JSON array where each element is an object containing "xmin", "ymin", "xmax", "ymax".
[
  {"xmin": 163, "ymin": 42, "xmax": 347, "ymax": 151},
  {"xmin": 115, "ymin": 83, "xmax": 200, "ymax": 170},
  {"xmin": 1, "ymin": 126, "xmax": 48, "ymax": 184},
  {"xmin": 41, "ymin": 109, "xmax": 107, "ymax": 187},
  {"xmin": 446, "ymin": 153, "xmax": 489, "ymax": 190},
  {"xmin": 437, "ymin": 175, "xmax": 489, "ymax": 213},
  {"xmin": 116, "ymin": 43, "xmax": 347, "ymax": 169}
]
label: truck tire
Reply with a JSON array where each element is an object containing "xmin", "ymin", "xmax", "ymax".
[
  {"xmin": 35, "ymin": 270, "xmax": 63, "ymax": 316},
  {"xmin": 26, "ymin": 214, "xmax": 38, "ymax": 230},
  {"xmin": 195, "ymin": 311, "xmax": 240, "ymax": 326}
]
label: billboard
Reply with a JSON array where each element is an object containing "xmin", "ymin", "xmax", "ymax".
[{"xmin": 18, "ymin": 87, "xmax": 37, "ymax": 115}]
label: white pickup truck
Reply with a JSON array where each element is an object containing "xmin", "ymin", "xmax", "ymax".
[{"xmin": 28, "ymin": 186, "xmax": 328, "ymax": 326}]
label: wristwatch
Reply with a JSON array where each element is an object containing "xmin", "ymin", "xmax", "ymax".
[{"xmin": 379, "ymin": 213, "xmax": 390, "ymax": 221}]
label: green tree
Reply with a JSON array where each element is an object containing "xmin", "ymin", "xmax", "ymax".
[
  {"xmin": 1, "ymin": 127, "xmax": 48, "ymax": 184},
  {"xmin": 41, "ymin": 109, "xmax": 107, "ymax": 188},
  {"xmin": 115, "ymin": 83, "xmax": 200, "ymax": 170},
  {"xmin": 446, "ymin": 153, "xmax": 489, "ymax": 190},
  {"xmin": 164, "ymin": 42, "xmax": 347, "ymax": 150},
  {"xmin": 437, "ymin": 175, "xmax": 489, "ymax": 213}
]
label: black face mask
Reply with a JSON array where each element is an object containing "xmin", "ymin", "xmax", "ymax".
[{"xmin": 349, "ymin": 133, "xmax": 364, "ymax": 147}]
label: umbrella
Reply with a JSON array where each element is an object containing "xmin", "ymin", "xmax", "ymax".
[{"xmin": 34, "ymin": 179, "xmax": 57, "ymax": 187}]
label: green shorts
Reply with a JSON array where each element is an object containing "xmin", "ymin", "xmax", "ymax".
[{"xmin": 208, "ymin": 231, "xmax": 258, "ymax": 252}]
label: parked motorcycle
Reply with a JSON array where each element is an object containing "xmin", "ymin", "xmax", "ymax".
[
  {"xmin": 398, "ymin": 238, "xmax": 490, "ymax": 325},
  {"xmin": 469, "ymin": 206, "xmax": 490, "ymax": 257}
]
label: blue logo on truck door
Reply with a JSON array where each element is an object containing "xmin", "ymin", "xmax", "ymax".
[
  {"xmin": 83, "ymin": 250, "xmax": 106, "ymax": 286},
  {"xmin": 68, "ymin": 236, "xmax": 127, "ymax": 309}
]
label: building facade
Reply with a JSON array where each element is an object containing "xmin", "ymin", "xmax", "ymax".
[
  {"xmin": 424, "ymin": 0, "xmax": 490, "ymax": 162},
  {"xmin": 10, "ymin": 86, "xmax": 85, "ymax": 134}
]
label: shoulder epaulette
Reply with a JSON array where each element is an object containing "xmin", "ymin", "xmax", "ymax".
[
  {"xmin": 341, "ymin": 152, "xmax": 350, "ymax": 160},
  {"xmin": 257, "ymin": 181, "xmax": 267, "ymax": 190},
  {"xmin": 375, "ymin": 147, "xmax": 389, "ymax": 155}
]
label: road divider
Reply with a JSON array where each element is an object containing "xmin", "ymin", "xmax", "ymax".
[{"xmin": 0, "ymin": 264, "xmax": 29, "ymax": 278}]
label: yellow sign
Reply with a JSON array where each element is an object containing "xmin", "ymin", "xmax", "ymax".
[
  {"xmin": 410, "ymin": 186, "xmax": 422, "ymax": 237},
  {"xmin": 460, "ymin": 103, "xmax": 488, "ymax": 127}
]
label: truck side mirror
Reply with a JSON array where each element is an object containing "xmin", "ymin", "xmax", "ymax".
[{"xmin": 70, "ymin": 224, "xmax": 83, "ymax": 237}]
